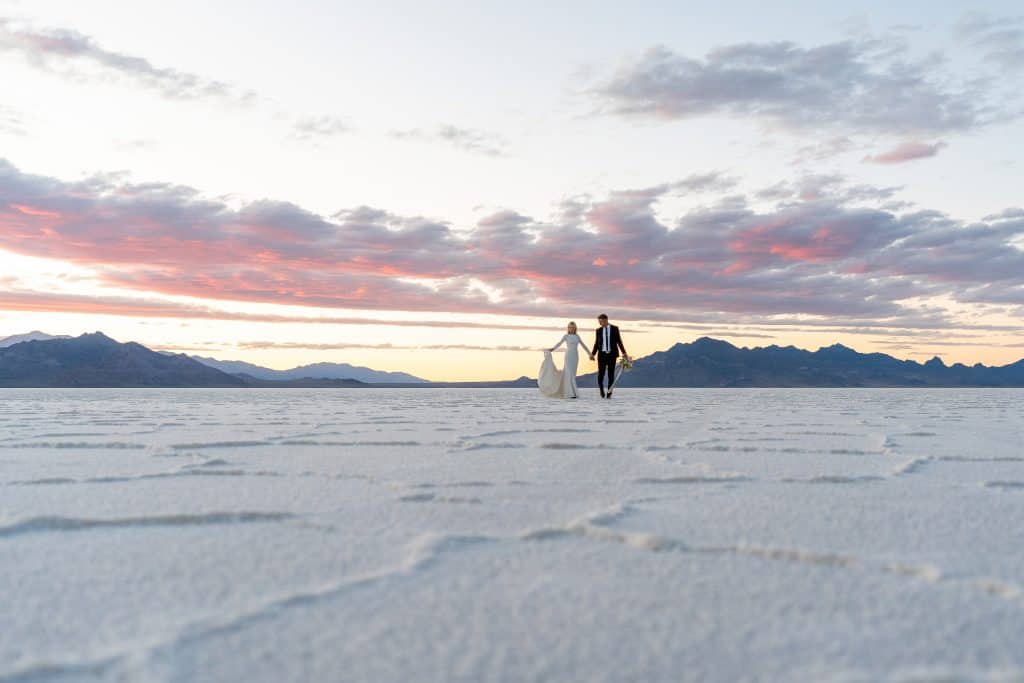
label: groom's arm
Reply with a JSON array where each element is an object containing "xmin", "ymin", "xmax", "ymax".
[
  {"xmin": 616, "ymin": 327, "xmax": 627, "ymax": 355},
  {"xmin": 591, "ymin": 330, "xmax": 600, "ymax": 357}
]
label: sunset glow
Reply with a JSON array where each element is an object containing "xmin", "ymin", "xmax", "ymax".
[{"xmin": 2, "ymin": 1, "xmax": 1023, "ymax": 380}]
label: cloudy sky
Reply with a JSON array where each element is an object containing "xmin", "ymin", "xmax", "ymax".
[{"xmin": 2, "ymin": 0, "xmax": 1023, "ymax": 380}]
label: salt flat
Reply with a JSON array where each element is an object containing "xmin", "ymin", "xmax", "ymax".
[{"xmin": 2, "ymin": 388, "xmax": 1023, "ymax": 682}]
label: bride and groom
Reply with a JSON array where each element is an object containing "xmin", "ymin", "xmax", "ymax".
[{"xmin": 538, "ymin": 314, "xmax": 628, "ymax": 399}]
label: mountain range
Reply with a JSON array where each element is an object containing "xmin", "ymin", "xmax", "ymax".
[
  {"xmin": 188, "ymin": 355, "xmax": 424, "ymax": 383},
  {"xmin": 2, "ymin": 331, "xmax": 1024, "ymax": 388},
  {"xmin": 584, "ymin": 336, "xmax": 1024, "ymax": 388},
  {"xmin": 0, "ymin": 330, "xmax": 71, "ymax": 347},
  {"xmin": 0, "ymin": 332, "xmax": 484, "ymax": 387},
  {"xmin": 0, "ymin": 332, "xmax": 247, "ymax": 388}
]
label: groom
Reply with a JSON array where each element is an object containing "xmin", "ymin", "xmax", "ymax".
[{"xmin": 591, "ymin": 314, "xmax": 627, "ymax": 399}]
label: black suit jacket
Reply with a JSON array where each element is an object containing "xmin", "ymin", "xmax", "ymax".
[{"xmin": 592, "ymin": 324, "xmax": 626, "ymax": 358}]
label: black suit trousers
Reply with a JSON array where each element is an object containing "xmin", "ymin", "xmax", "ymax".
[{"xmin": 597, "ymin": 351, "xmax": 617, "ymax": 390}]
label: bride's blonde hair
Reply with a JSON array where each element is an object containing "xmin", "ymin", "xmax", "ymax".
[{"xmin": 567, "ymin": 321, "xmax": 577, "ymax": 333}]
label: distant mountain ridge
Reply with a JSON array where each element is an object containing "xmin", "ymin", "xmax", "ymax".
[
  {"xmin": 0, "ymin": 333, "xmax": 246, "ymax": 387},
  {"xmin": 190, "ymin": 356, "xmax": 425, "ymax": 384},
  {"xmin": 0, "ymin": 331, "xmax": 71, "ymax": 348},
  {"xmin": 581, "ymin": 336, "xmax": 1024, "ymax": 388},
  {"xmin": 4, "ymin": 331, "xmax": 1024, "ymax": 388},
  {"xmin": 0, "ymin": 332, "xmax": 420, "ymax": 388}
]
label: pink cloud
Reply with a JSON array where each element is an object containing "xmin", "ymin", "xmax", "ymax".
[
  {"xmin": 863, "ymin": 141, "xmax": 946, "ymax": 164},
  {"xmin": 10, "ymin": 203, "xmax": 61, "ymax": 218},
  {"xmin": 2, "ymin": 157, "xmax": 1024, "ymax": 326},
  {"xmin": 0, "ymin": 290, "xmax": 562, "ymax": 330}
]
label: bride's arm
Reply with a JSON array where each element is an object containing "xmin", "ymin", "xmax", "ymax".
[
  {"xmin": 549, "ymin": 335, "xmax": 566, "ymax": 352},
  {"xmin": 577, "ymin": 335, "xmax": 594, "ymax": 359}
]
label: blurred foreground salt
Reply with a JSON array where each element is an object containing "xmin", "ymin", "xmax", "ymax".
[{"xmin": 2, "ymin": 388, "xmax": 1023, "ymax": 682}]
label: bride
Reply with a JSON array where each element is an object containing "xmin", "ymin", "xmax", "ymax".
[{"xmin": 538, "ymin": 322, "xmax": 593, "ymax": 399}]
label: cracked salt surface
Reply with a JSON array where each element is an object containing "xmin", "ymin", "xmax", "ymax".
[{"xmin": 2, "ymin": 388, "xmax": 1024, "ymax": 682}]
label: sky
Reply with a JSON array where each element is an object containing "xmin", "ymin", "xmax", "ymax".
[{"xmin": 1, "ymin": 0, "xmax": 1023, "ymax": 381}]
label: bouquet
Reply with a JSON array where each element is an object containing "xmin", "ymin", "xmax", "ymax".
[{"xmin": 619, "ymin": 354, "xmax": 633, "ymax": 371}]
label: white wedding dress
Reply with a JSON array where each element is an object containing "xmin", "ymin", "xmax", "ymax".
[{"xmin": 538, "ymin": 333, "xmax": 589, "ymax": 399}]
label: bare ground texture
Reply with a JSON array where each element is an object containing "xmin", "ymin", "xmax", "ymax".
[{"xmin": 2, "ymin": 388, "xmax": 1023, "ymax": 683}]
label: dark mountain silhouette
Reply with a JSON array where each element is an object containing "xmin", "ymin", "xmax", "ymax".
[
  {"xmin": 4, "ymin": 332, "xmax": 1023, "ymax": 388},
  {"xmin": 0, "ymin": 333, "xmax": 246, "ymax": 387},
  {"xmin": 0, "ymin": 332, "xmax": 530, "ymax": 388},
  {"xmin": 580, "ymin": 337, "xmax": 1024, "ymax": 388}
]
